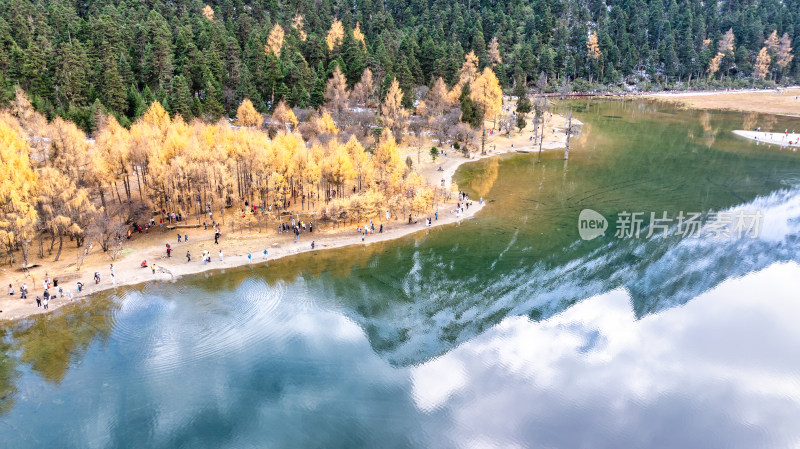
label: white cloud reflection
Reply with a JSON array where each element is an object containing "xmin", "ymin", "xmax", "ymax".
[{"xmin": 413, "ymin": 262, "xmax": 800, "ymax": 449}]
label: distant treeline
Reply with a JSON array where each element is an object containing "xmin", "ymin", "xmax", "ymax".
[{"xmin": 0, "ymin": 0, "xmax": 797, "ymax": 131}]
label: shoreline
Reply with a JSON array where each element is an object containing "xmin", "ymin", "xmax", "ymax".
[
  {"xmin": 0, "ymin": 201, "xmax": 485, "ymax": 322},
  {"xmin": 1, "ymin": 111, "xmax": 573, "ymax": 323},
  {"xmin": 732, "ymin": 130, "xmax": 800, "ymax": 147}
]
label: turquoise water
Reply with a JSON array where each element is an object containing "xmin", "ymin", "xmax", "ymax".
[{"xmin": 2, "ymin": 100, "xmax": 800, "ymax": 448}]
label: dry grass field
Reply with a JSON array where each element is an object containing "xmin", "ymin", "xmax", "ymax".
[{"xmin": 647, "ymin": 88, "xmax": 800, "ymax": 116}]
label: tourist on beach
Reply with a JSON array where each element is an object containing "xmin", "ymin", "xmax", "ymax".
[
  {"xmin": 219, "ymin": 250, "xmax": 223, "ymax": 262},
  {"xmin": 8, "ymin": 284, "xmax": 13, "ymax": 296},
  {"xmin": 43, "ymin": 296, "xmax": 48, "ymax": 310},
  {"xmin": 435, "ymin": 211, "xmax": 438, "ymax": 221},
  {"xmin": 379, "ymin": 223, "xmax": 383, "ymax": 233},
  {"xmin": 203, "ymin": 221, "xmax": 207, "ymax": 230},
  {"xmin": 36, "ymin": 296, "xmax": 41, "ymax": 307},
  {"xmin": 184, "ymin": 234, "xmax": 188, "ymax": 242},
  {"xmin": 186, "ymin": 251, "xmax": 191, "ymax": 262},
  {"xmin": 94, "ymin": 272, "xmax": 101, "ymax": 284},
  {"xmin": 214, "ymin": 229, "xmax": 220, "ymax": 244},
  {"xmin": 77, "ymin": 281, "xmax": 83, "ymax": 292},
  {"xmin": 151, "ymin": 264, "xmax": 156, "ymax": 275},
  {"xmin": 166, "ymin": 244, "xmax": 172, "ymax": 258},
  {"xmin": 177, "ymin": 233, "xmax": 182, "ymax": 242},
  {"xmin": 21, "ymin": 284, "xmax": 27, "ymax": 299},
  {"xmin": 248, "ymin": 253, "xmax": 252, "ymax": 263},
  {"xmin": 263, "ymin": 249, "xmax": 268, "ymax": 259}
]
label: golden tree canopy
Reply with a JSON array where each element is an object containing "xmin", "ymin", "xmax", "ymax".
[
  {"xmin": 380, "ymin": 77, "xmax": 409, "ymax": 137},
  {"xmin": 351, "ymin": 68, "xmax": 374, "ymax": 107},
  {"xmin": 719, "ymin": 29, "xmax": 735, "ymax": 54},
  {"xmin": 754, "ymin": 47, "xmax": 771, "ymax": 79},
  {"xmin": 353, "ymin": 23, "xmax": 366, "ymax": 46},
  {"xmin": 587, "ymin": 31, "xmax": 601, "ymax": 60},
  {"xmin": 237, "ymin": 98, "xmax": 263, "ymax": 128},
  {"xmin": 272, "ymin": 100, "xmax": 298, "ymax": 129},
  {"xmin": 292, "ymin": 14, "xmax": 306, "ymax": 41},
  {"xmin": 459, "ymin": 51, "xmax": 480, "ymax": 85},
  {"xmin": 265, "ymin": 24, "xmax": 285, "ymax": 58},
  {"xmin": 326, "ymin": 19, "xmax": 344, "ymax": 51},
  {"xmin": 776, "ymin": 33, "xmax": 794, "ymax": 69},
  {"xmin": 764, "ymin": 30, "xmax": 780, "ymax": 54},
  {"xmin": 202, "ymin": 5, "xmax": 214, "ymax": 20},
  {"xmin": 471, "ymin": 67, "xmax": 503, "ymax": 120},
  {"xmin": 708, "ymin": 53, "xmax": 724, "ymax": 77},
  {"xmin": 0, "ymin": 113, "xmax": 39, "ymax": 259},
  {"xmin": 488, "ymin": 36, "xmax": 502, "ymax": 67}
]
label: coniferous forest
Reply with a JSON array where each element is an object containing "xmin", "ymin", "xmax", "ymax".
[{"xmin": 0, "ymin": 0, "xmax": 797, "ymax": 130}]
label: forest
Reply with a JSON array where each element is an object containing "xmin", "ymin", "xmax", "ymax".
[
  {"xmin": 0, "ymin": 50, "xmax": 504, "ymax": 267},
  {"xmin": 0, "ymin": 0, "xmax": 796, "ymax": 130}
]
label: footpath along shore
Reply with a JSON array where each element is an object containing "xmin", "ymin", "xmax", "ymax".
[{"xmin": 0, "ymin": 111, "xmax": 574, "ymax": 322}]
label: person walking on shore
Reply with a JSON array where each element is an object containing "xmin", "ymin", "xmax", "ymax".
[
  {"xmin": 219, "ymin": 250, "xmax": 223, "ymax": 262},
  {"xmin": 8, "ymin": 284, "xmax": 13, "ymax": 296},
  {"xmin": 186, "ymin": 251, "xmax": 191, "ymax": 262},
  {"xmin": 43, "ymin": 296, "xmax": 49, "ymax": 310},
  {"xmin": 248, "ymin": 253, "xmax": 252, "ymax": 264},
  {"xmin": 166, "ymin": 244, "xmax": 172, "ymax": 258},
  {"xmin": 214, "ymin": 229, "xmax": 220, "ymax": 244},
  {"xmin": 36, "ymin": 296, "xmax": 41, "ymax": 307},
  {"xmin": 263, "ymin": 249, "xmax": 268, "ymax": 260}
]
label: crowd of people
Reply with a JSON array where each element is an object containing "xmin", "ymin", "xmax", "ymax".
[{"xmin": 8, "ymin": 192, "xmax": 485, "ymax": 314}]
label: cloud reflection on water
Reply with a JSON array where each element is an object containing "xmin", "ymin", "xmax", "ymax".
[{"xmin": 413, "ymin": 262, "xmax": 800, "ymax": 449}]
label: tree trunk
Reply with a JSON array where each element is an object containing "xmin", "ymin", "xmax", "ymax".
[{"xmin": 54, "ymin": 234, "xmax": 64, "ymax": 261}]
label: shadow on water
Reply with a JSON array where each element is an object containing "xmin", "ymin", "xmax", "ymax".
[{"xmin": 2, "ymin": 100, "xmax": 800, "ymax": 415}]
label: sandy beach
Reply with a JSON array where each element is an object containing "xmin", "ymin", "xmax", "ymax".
[{"xmin": 1, "ymin": 111, "xmax": 574, "ymax": 322}]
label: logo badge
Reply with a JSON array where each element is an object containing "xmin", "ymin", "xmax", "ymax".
[{"xmin": 578, "ymin": 209, "xmax": 607, "ymax": 241}]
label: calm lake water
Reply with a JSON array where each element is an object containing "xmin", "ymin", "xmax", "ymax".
[{"xmin": 2, "ymin": 100, "xmax": 800, "ymax": 448}]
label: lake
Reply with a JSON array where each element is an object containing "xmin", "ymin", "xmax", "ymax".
[{"xmin": 2, "ymin": 100, "xmax": 800, "ymax": 448}]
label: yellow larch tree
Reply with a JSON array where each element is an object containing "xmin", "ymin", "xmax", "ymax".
[
  {"xmin": 49, "ymin": 116, "xmax": 91, "ymax": 186},
  {"xmin": 353, "ymin": 23, "xmax": 366, "ymax": 47},
  {"xmin": 324, "ymin": 65, "xmax": 350, "ymax": 115},
  {"xmin": 37, "ymin": 167, "xmax": 97, "ymax": 260},
  {"xmin": 265, "ymin": 24, "xmax": 285, "ymax": 58},
  {"xmin": 345, "ymin": 134, "xmax": 371, "ymax": 192},
  {"xmin": 292, "ymin": 14, "xmax": 307, "ymax": 41},
  {"xmin": 0, "ymin": 113, "xmax": 39, "ymax": 266},
  {"xmin": 326, "ymin": 19, "xmax": 344, "ymax": 51},
  {"xmin": 471, "ymin": 67, "xmax": 503, "ymax": 126},
  {"xmin": 202, "ymin": 5, "xmax": 214, "ymax": 20},
  {"xmin": 321, "ymin": 139, "xmax": 356, "ymax": 200},
  {"xmin": 425, "ymin": 77, "xmax": 451, "ymax": 117},
  {"xmin": 776, "ymin": 33, "xmax": 794, "ymax": 71},
  {"xmin": 370, "ymin": 129, "xmax": 405, "ymax": 191},
  {"xmin": 272, "ymin": 99, "xmax": 298, "ymax": 130},
  {"xmin": 351, "ymin": 68, "xmax": 374, "ymax": 108},
  {"xmin": 380, "ymin": 77, "xmax": 409, "ymax": 138},
  {"xmin": 764, "ymin": 31, "xmax": 780, "ymax": 55},
  {"xmin": 488, "ymin": 36, "xmax": 502, "ymax": 67},
  {"xmin": 754, "ymin": 47, "xmax": 771, "ymax": 79},
  {"xmin": 237, "ymin": 98, "xmax": 263, "ymax": 128},
  {"xmin": 708, "ymin": 53, "xmax": 724, "ymax": 78},
  {"xmin": 587, "ymin": 31, "xmax": 602, "ymax": 60},
  {"xmin": 719, "ymin": 29, "xmax": 735, "ymax": 55}
]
